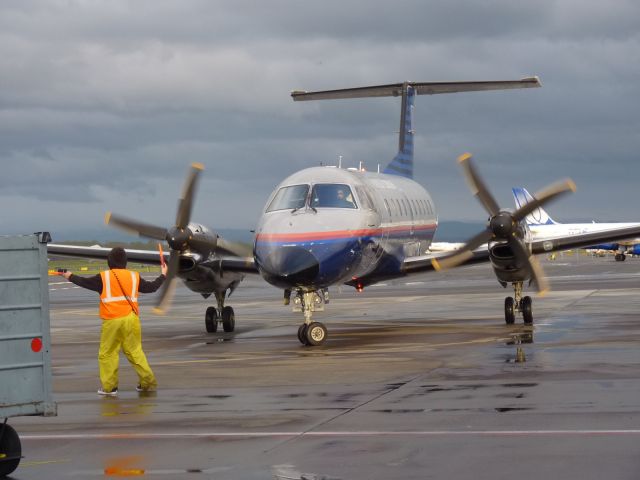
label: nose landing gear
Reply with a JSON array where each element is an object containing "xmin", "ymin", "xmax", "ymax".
[
  {"xmin": 293, "ymin": 289, "xmax": 329, "ymax": 346},
  {"xmin": 504, "ymin": 281, "xmax": 533, "ymax": 325}
]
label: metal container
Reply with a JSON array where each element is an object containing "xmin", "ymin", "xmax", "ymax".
[{"xmin": 0, "ymin": 233, "xmax": 56, "ymax": 477}]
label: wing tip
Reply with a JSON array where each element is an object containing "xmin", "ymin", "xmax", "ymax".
[
  {"xmin": 104, "ymin": 212, "xmax": 112, "ymax": 225},
  {"xmin": 152, "ymin": 307, "xmax": 166, "ymax": 315},
  {"xmin": 191, "ymin": 162, "xmax": 204, "ymax": 171}
]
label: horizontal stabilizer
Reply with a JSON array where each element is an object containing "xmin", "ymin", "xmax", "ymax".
[{"xmin": 291, "ymin": 77, "xmax": 541, "ymax": 101}]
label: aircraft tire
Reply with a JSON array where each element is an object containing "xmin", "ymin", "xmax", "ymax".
[
  {"xmin": 522, "ymin": 296, "xmax": 533, "ymax": 325},
  {"xmin": 221, "ymin": 306, "xmax": 235, "ymax": 332},
  {"xmin": 0, "ymin": 423, "xmax": 21, "ymax": 477},
  {"xmin": 205, "ymin": 307, "xmax": 218, "ymax": 333},
  {"xmin": 504, "ymin": 297, "xmax": 515, "ymax": 325},
  {"xmin": 297, "ymin": 324, "xmax": 309, "ymax": 345},
  {"xmin": 305, "ymin": 322, "xmax": 327, "ymax": 346}
]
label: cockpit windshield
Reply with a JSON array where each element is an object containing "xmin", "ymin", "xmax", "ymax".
[
  {"xmin": 311, "ymin": 184, "xmax": 357, "ymax": 209},
  {"xmin": 266, "ymin": 184, "xmax": 309, "ymax": 212}
]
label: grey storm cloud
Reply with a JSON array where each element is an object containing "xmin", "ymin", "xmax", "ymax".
[{"xmin": 0, "ymin": 0, "xmax": 639, "ymax": 238}]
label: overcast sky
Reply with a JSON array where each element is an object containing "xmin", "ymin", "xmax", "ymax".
[{"xmin": 1, "ymin": 0, "xmax": 639, "ymax": 240}]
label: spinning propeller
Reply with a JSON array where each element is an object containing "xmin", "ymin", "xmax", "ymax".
[
  {"xmin": 105, "ymin": 163, "xmax": 216, "ymax": 313},
  {"xmin": 433, "ymin": 153, "xmax": 576, "ymax": 295}
]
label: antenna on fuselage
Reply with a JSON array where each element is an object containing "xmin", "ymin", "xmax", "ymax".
[{"xmin": 338, "ymin": 155, "xmax": 342, "ymax": 169}]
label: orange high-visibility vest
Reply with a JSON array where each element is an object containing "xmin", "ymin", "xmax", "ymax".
[{"xmin": 99, "ymin": 269, "xmax": 140, "ymax": 320}]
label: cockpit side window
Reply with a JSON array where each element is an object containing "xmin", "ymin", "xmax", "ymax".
[
  {"xmin": 354, "ymin": 186, "xmax": 373, "ymax": 210},
  {"xmin": 311, "ymin": 184, "xmax": 357, "ymax": 209},
  {"xmin": 266, "ymin": 184, "xmax": 309, "ymax": 212}
]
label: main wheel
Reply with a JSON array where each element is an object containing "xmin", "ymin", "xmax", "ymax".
[
  {"xmin": 521, "ymin": 296, "xmax": 533, "ymax": 325},
  {"xmin": 0, "ymin": 423, "xmax": 21, "ymax": 477},
  {"xmin": 221, "ymin": 306, "xmax": 235, "ymax": 332},
  {"xmin": 305, "ymin": 322, "xmax": 327, "ymax": 346},
  {"xmin": 205, "ymin": 307, "xmax": 218, "ymax": 333},
  {"xmin": 504, "ymin": 297, "xmax": 515, "ymax": 325},
  {"xmin": 297, "ymin": 324, "xmax": 309, "ymax": 345},
  {"xmin": 615, "ymin": 253, "xmax": 626, "ymax": 261}
]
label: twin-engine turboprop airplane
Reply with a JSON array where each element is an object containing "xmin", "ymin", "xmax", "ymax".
[{"xmin": 48, "ymin": 77, "xmax": 640, "ymax": 345}]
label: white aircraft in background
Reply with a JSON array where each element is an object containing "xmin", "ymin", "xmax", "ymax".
[
  {"xmin": 46, "ymin": 77, "xmax": 640, "ymax": 344},
  {"xmin": 512, "ymin": 187, "xmax": 640, "ymax": 261}
]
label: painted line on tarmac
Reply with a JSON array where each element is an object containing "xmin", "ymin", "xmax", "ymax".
[{"xmin": 21, "ymin": 429, "xmax": 640, "ymax": 440}]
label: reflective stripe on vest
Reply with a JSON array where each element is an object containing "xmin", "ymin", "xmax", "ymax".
[{"xmin": 99, "ymin": 269, "xmax": 140, "ymax": 319}]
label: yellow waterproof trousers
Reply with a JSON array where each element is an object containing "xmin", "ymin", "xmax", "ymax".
[{"xmin": 98, "ymin": 311, "xmax": 156, "ymax": 391}]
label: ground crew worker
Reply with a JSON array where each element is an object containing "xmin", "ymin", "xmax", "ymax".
[{"xmin": 62, "ymin": 247, "xmax": 167, "ymax": 396}]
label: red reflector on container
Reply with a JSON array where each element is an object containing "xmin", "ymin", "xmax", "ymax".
[{"xmin": 31, "ymin": 338, "xmax": 43, "ymax": 353}]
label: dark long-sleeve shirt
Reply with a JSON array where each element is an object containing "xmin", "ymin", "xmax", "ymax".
[{"xmin": 69, "ymin": 271, "xmax": 165, "ymax": 294}]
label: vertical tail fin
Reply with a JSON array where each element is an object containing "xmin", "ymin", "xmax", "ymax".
[
  {"xmin": 512, "ymin": 187, "xmax": 559, "ymax": 225},
  {"xmin": 291, "ymin": 78, "xmax": 541, "ymax": 181},
  {"xmin": 383, "ymin": 84, "xmax": 415, "ymax": 178}
]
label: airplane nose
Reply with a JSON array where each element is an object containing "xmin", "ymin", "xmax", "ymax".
[{"xmin": 260, "ymin": 246, "xmax": 320, "ymax": 288}]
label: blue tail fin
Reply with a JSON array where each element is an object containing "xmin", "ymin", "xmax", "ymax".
[
  {"xmin": 512, "ymin": 187, "xmax": 558, "ymax": 225},
  {"xmin": 383, "ymin": 85, "xmax": 415, "ymax": 178}
]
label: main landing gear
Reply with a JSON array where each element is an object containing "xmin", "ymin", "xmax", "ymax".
[
  {"xmin": 615, "ymin": 253, "xmax": 626, "ymax": 262},
  {"xmin": 293, "ymin": 290, "xmax": 329, "ymax": 346},
  {"xmin": 504, "ymin": 281, "xmax": 533, "ymax": 325},
  {"xmin": 204, "ymin": 290, "xmax": 235, "ymax": 333}
]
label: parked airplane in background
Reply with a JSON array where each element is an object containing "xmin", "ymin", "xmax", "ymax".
[
  {"xmin": 47, "ymin": 78, "xmax": 640, "ymax": 345},
  {"xmin": 512, "ymin": 187, "xmax": 640, "ymax": 261}
]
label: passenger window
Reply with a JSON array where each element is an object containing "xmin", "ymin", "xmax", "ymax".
[
  {"xmin": 311, "ymin": 184, "xmax": 357, "ymax": 209},
  {"xmin": 266, "ymin": 184, "xmax": 309, "ymax": 212}
]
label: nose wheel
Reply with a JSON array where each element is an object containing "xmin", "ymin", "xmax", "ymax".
[
  {"xmin": 297, "ymin": 322, "xmax": 328, "ymax": 346},
  {"xmin": 294, "ymin": 290, "xmax": 329, "ymax": 346},
  {"xmin": 504, "ymin": 282, "xmax": 534, "ymax": 325}
]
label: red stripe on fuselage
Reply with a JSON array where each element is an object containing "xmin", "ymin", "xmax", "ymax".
[{"xmin": 255, "ymin": 223, "xmax": 437, "ymax": 243}]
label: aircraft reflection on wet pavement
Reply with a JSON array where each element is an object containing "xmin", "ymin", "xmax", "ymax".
[{"xmin": 47, "ymin": 77, "xmax": 640, "ymax": 346}]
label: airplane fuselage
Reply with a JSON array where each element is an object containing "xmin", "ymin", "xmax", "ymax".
[{"xmin": 253, "ymin": 166, "xmax": 437, "ymax": 291}]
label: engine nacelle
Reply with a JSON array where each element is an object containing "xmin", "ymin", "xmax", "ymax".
[
  {"xmin": 489, "ymin": 241, "xmax": 530, "ymax": 284},
  {"xmin": 178, "ymin": 254, "xmax": 198, "ymax": 273}
]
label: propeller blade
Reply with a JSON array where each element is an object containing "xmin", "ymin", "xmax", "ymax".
[
  {"xmin": 528, "ymin": 254, "xmax": 550, "ymax": 296},
  {"xmin": 458, "ymin": 153, "xmax": 500, "ymax": 217},
  {"xmin": 513, "ymin": 179, "xmax": 576, "ymax": 223},
  {"xmin": 105, "ymin": 212, "xmax": 167, "ymax": 240},
  {"xmin": 153, "ymin": 250, "xmax": 180, "ymax": 314},
  {"xmin": 175, "ymin": 163, "xmax": 204, "ymax": 229},
  {"xmin": 432, "ymin": 229, "xmax": 493, "ymax": 271},
  {"xmin": 509, "ymin": 238, "xmax": 549, "ymax": 295}
]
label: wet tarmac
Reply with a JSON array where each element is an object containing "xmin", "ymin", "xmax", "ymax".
[{"xmin": 8, "ymin": 254, "xmax": 640, "ymax": 479}]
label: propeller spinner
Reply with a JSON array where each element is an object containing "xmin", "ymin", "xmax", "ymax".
[{"xmin": 433, "ymin": 153, "xmax": 576, "ymax": 296}]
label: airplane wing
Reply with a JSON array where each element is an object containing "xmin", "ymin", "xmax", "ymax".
[
  {"xmin": 48, "ymin": 244, "xmax": 165, "ymax": 264},
  {"xmin": 48, "ymin": 243, "xmax": 258, "ymax": 273},
  {"xmin": 347, "ymin": 223, "xmax": 640, "ymax": 288}
]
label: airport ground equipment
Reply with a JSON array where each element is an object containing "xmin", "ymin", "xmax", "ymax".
[{"xmin": 0, "ymin": 233, "xmax": 56, "ymax": 477}]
